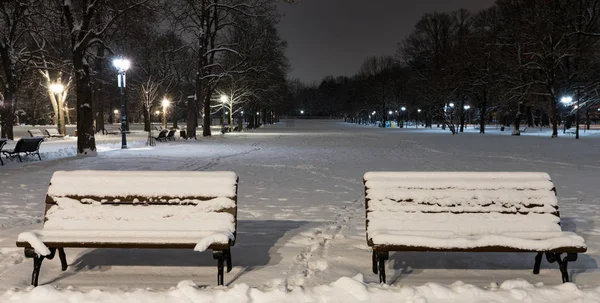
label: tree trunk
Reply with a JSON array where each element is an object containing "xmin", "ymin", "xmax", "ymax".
[
  {"xmin": 203, "ymin": 92, "xmax": 212, "ymax": 136},
  {"xmin": 0, "ymin": 102, "xmax": 14, "ymax": 140},
  {"xmin": 74, "ymin": 49, "xmax": 96, "ymax": 155},
  {"xmin": 58, "ymin": 97, "xmax": 67, "ymax": 135},
  {"xmin": 551, "ymin": 97, "xmax": 559, "ymax": 138},
  {"xmin": 142, "ymin": 104, "xmax": 150, "ymax": 132},
  {"xmin": 512, "ymin": 103, "xmax": 522, "ymax": 136},
  {"xmin": 479, "ymin": 102, "xmax": 487, "ymax": 134}
]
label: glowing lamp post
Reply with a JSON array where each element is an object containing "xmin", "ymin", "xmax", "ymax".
[
  {"xmin": 220, "ymin": 95, "xmax": 229, "ymax": 127},
  {"xmin": 417, "ymin": 109, "xmax": 422, "ymax": 128},
  {"xmin": 561, "ymin": 96, "xmax": 573, "ymax": 135},
  {"xmin": 113, "ymin": 58, "xmax": 131, "ymax": 149},
  {"xmin": 401, "ymin": 107, "xmax": 406, "ymax": 128},
  {"xmin": 161, "ymin": 99, "xmax": 169, "ymax": 129}
]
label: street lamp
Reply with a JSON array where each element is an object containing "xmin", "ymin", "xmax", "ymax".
[
  {"xmin": 417, "ymin": 109, "xmax": 422, "ymax": 128},
  {"xmin": 161, "ymin": 98, "xmax": 169, "ymax": 129},
  {"xmin": 113, "ymin": 58, "xmax": 131, "ymax": 149},
  {"xmin": 300, "ymin": 110, "xmax": 304, "ymax": 115},
  {"xmin": 401, "ymin": 107, "xmax": 406, "ymax": 128},
  {"xmin": 561, "ymin": 96, "xmax": 573, "ymax": 134}
]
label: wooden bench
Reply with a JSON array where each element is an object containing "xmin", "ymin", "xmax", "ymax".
[
  {"xmin": 28, "ymin": 129, "xmax": 46, "ymax": 138},
  {"xmin": 364, "ymin": 172, "xmax": 587, "ymax": 284},
  {"xmin": 45, "ymin": 128, "xmax": 65, "ymax": 138},
  {"xmin": 16, "ymin": 170, "xmax": 239, "ymax": 286},
  {"xmin": 0, "ymin": 139, "xmax": 6, "ymax": 165},
  {"xmin": 1, "ymin": 137, "xmax": 44, "ymax": 162}
]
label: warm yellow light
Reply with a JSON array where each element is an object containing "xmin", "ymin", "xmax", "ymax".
[
  {"xmin": 49, "ymin": 83, "xmax": 64, "ymax": 94},
  {"xmin": 162, "ymin": 99, "xmax": 169, "ymax": 108}
]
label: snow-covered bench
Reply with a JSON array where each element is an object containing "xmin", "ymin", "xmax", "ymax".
[
  {"xmin": 16, "ymin": 170, "xmax": 238, "ymax": 287},
  {"xmin": 45, "ymin": 128, "xmax": 65, "ymax": 138},
  {"xmin": 364, "ymin": 172, "xmax": 587, "ymax": 284},
  {"xmin": 28, "ymin": 129, "xmax": 46, "ymax": 138}
]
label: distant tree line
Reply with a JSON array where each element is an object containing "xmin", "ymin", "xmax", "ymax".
[
  {"xmin": 288, "ymin": 0, "xmax": 600, "ymax": 137},
  {"xmin": 0, "ymin": 0, "xmax": 289, "ymax": 154}
]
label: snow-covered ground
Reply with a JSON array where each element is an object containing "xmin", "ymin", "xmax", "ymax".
[{"xmin": 1, "ymin": 120, "xmax": 600, "ymax": 302}]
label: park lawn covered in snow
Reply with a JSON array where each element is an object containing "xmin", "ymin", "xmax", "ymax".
[{"xmin": 1, "ymin": 120, "xmax": 600, "ymax": 302}]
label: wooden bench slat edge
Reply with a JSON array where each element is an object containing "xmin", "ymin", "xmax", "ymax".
[{"xmin": 369, "ymin": 244, "xmax": 587, "ymax": 254}]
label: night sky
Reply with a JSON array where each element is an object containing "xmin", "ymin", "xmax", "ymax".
[{"xmin": 277, "ymin": 0, "xmax": 496, "ymax": 83}]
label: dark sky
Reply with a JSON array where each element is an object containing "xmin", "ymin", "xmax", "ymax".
[{"xmin": 277, "ymin": 0, "xmax": 496, "ymax": 83}]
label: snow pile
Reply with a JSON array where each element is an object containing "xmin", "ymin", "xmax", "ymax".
[
  {"xmin": 3, "ymin": 276, "xmax": 600, "ymax": 303},
  {"xmin": 364, "ymin": 172, "xmax": 586, "ymax": 250}
]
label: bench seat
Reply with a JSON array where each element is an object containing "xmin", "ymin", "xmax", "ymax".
[
  {"xmin": 18, "ymin": 230, "xmax": 231, "ymax": 249},
  {"xmin": 364, "ymin": 172, "xmax": 586, "ymax": 283},
  {"xmin": 369, "ymin": 231, "xmax": 585, "ymax": 252}
]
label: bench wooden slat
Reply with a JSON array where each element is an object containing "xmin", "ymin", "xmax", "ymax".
[{"xmin": 371, "ymin": 245, "xmax": 586, "ymax": 254}]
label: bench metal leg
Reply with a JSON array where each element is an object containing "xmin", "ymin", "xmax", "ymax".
[
  {"xmin": 213, "ymin": 251, "xmax": 225, "ymax": 286},
  {"xmin": 372, "ymin": 251, "xmax": 378, "ymax": 274},
  {"xmin": 17, "ymin": 155, "xmax": 22, "ymax": 162},
  {"xmin": 546, "ymin": 253, "xmax": 578, "ymax": 283},
  {"xmin": 0, "ymin": 155, "xmax": 3, "ymax": 165},
  {"xmin": 225, "ymin": 249, "xmax": 232, "ymax": 273},
  {"xmin": 24, "ymin": 248, "xmax": 45, "ymax": 287},
  {"xmin": 58, "ymin": 248, "xmax": 68, "ymax": 271},
  {"xmin": 533, "ymin": 252, "xmax": 544, "ymax": 274},
  {"xmin": 377, "ymin": 251, "xmax": 389, "ymax": 284}
]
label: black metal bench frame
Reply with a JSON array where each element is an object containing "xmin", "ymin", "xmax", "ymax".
[
  {"xmin": 0, "ymin": 139, "xmax": 7, "ymax": 165},
  {"xmin": 1, "ymin": 137, "xmax": 44, "ymax": 162},
  {"xmin": 371, "ymin": 247, "xmax": 582, "ymax": 284},
  {"xmin": 154, "ymin": 129, "xmax": 168, "ymax": 142},
  {"xmin": 20, "ymin": 242, "xmax": 233, "ymax": 287}
]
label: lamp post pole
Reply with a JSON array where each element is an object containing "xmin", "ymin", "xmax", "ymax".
[
  {"xmin": 119, "ymin": 72, "xmax": 127, "ymax": 148},
  {"xmin": 576, "ymin": 88, "xmax": 581, "ymax": 139},
  {"xmin": 161, "ymin": 99, "xmax": 169, "ymax": 129},
  {"xmin": 113, "ymin": 58, "xmax": 130, "ymax": 149}
]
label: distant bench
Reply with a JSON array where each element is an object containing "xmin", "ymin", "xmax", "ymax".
[
  {"xmin": 28, "ymin": 129, "xmax": 46, "ymax": 138},
  {"xmin": 17, "ymin": 170, "xmax": 239, "ymax": 286},
  {"xmin": 1, "ymin": 137, "xmax": 44, "ymax": 162},
  {"xmin": 45, "ymin": 128, "xmax": 65, "ymax": 138},
  {"xmin": 364, "ymin": 172, "xmax": 587, "ymax": 283}
]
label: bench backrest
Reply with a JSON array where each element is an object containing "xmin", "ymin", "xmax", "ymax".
[
  {"xmin": 42, "ymin": 171, "xmax": 239, "ymax": 244},
  {"xmin": 364, "ymin": 172, "xmax": 560, "ymax": 244},
  {"xmin": 28, "ymin": 129, "xmax": 45, "ymax": 137},
  {"xmin": 15, "ymin": 138, "xmax": 44, "ymax": 153},
  {"xmin": 46, "ymin": 128, "xmax": 60, "ymax": 136},
  {"xmin": 157, "ymin": 129, "xmax": 168, "ymax": 138}
]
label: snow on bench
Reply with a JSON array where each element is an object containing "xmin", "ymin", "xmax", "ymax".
[
  {"xmin": 364, "ymin": 172, "xmax": 586, "ymax": 284},
  {"xmin": 16, "ymin": 170, "xmax": 238, "ymax": 286}
]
